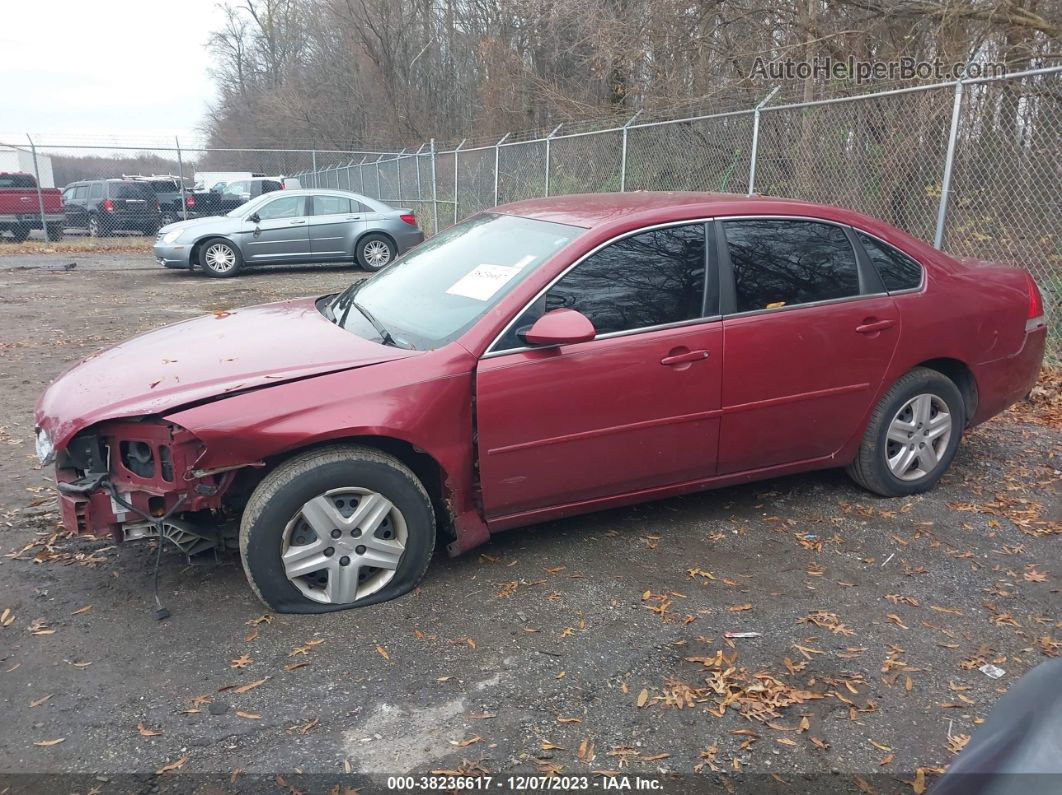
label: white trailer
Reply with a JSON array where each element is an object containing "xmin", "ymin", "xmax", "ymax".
[{"xmin": 0, "ymin": 146, "xmax": 55, "ymax": 188}]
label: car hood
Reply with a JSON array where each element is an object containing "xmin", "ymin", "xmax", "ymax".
[{"xmin": 35, "ymin": 297, "xmax": 418, "ymax": 448}]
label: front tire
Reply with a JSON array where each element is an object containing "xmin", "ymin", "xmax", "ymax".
[
  {"xmin": 11, "ymin": 224, "xmax": 30, "ymax": 242},
  {"xmin": 239, "ymin": 445, "xmax": 436, "ymax": 613},
  {"xmin": 356, "ymin": 233, "xmax": 396, "ymax": 271},
  {"xmin": 846, "ymin": 367, "xmax": 965, "ymax": 497},
  {"xmin": 199, "ymin": 238, "xmax": 243, "ymax": 277},
  {"xmin": 46, "ymin": 223, "xmax": 63, "ymax": 241},
  {"xmin": 87, "ymin": 215, "xmax": 109, "ymax": 238}
]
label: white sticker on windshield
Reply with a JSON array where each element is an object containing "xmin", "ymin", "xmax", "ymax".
[{"xmin": 446, "ymin": 264, "xmax": 521, "ymax": 301}]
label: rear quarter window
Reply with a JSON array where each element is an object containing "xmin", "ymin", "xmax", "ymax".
[{"xmin": 857, "ymin": 232, "xmax": 923, "ymax": 292}]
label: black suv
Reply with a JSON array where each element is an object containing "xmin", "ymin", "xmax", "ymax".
[
  {"xmin": 61, "ymin": 179, "xmax": 162, "ymax": 237},
  {"xmin": 126, "ymin": 175, "xmax": 193, "ymax": 226}
]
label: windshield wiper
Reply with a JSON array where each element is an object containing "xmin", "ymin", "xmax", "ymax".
[{"xmin": 352, "ymin": 299, "xmax": 412, "ymax": 349}]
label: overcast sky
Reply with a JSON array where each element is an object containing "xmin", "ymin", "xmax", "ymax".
[{"xmin": 0, "ymin": 0, "xmax": 225, "ymax": 148}]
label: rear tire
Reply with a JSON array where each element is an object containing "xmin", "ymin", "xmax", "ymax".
[
  {"xmin": 356, "ymin": 233, "xmax": 396, "ymax": 272},
  {"xmin": 199, "ymin": 238, "xmax": 243, "ymax": 278},
  {"xmin": 11, "ymin": 224, "xmax": 30, "ymax": 242},
  {"xmin": 239, "ymin": 445, "xmax": 436, "ymax": 613},
  {"xmin": 846, "ymin": 367, "xmax": 965, "ymax": 497},
  {"xmin": 46, "ymin": 223, "xmax": 63, "ymax": 242},
  {"xmin": 87, "ymin": 215, "xmax": 109, "ymax": 238}
]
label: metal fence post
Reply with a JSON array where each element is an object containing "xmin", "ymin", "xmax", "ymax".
[
  {"xmin": 25, "ymin": 135, "xmax": 48, "ymax": 240},
  {"xmin": 375, "ymin": 155, "xmax": 383, "ymax": 199},
  {"xmin": 493, "ymin": 133, "xmax": 510, "ymax": 207},
  {"xmin": 359, "ymin": 155, "xmax": 368, "ymax": 194},
  {"xmin": 430, "ymin": 138, "xmax": 439, "ymax": 235},
  {"xmin": 544, "ymin": 124, "xmax": 563, "ymax": 196},
  {"xmin": 396, "ymin": 148, "xmax": 406, "ymax": 205},
  {"xmin": 414, "ymin": 144, "xmax": 425, "ymax": 201},
  {"xmin": 934, "ymin": 79, "xmax": 966, "ymax": 249},
  {"xmin": 174, "ymin": 136, "xmax": 188, "ymax": 220},
  {"xmin": 747, "ymin": 86, "xmax": 780, "ymax": 196},
  {"xmin": 619, "ymin": 112, "xmax": 641, "ymax": 192},
  {"xmin": 453, "ymin": 139, "xmax": 465, "ymax": 223},
  {"xmin": 311, "ymin": 149, "xmax": 318, "ymax": 188}
]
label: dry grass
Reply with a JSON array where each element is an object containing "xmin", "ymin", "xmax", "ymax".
[{"xmin": 0, "ymin": 237, "xmax": 153, "ymax": 257}]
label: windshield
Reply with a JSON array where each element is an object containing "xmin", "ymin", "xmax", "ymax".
[{"xmin": 333, "ymin": 213, "xmax": 581, "ymax": 349}]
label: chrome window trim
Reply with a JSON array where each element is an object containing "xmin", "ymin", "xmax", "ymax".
[
  {"xmin": 851, "ymin": 227, "xmax": 927, "ymax": 294},
  {"xmin": 484, "ymin": 217, "xmax": 718, "ymax": 357},
  {"xmin": 483, "ymin": 212, "xmax": 926, "ymax": 358}
]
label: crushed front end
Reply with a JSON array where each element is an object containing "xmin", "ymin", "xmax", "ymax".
[{"xmin": 39, "ymin": 418, "xmax": 240, "ymax": 552}]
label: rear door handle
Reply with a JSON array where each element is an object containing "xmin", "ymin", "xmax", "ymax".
[
  {"xmin": 856, "ymin": 319, "xmax": 895, "ymax": 334},
  {"xmin": 345, "ymin": 216, "xmax": 362, "ymax": 220},
  {"xmin": 289, "ymin": 219, "xmax": 307, "ymax": 225},
  {"xmin": 660, "ymin": 350, "xmax": 710, "ymax": 366}
]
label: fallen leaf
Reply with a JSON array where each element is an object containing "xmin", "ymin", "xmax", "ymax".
[
  {"xmin": 284, "ymin": 662, "xmax": 310, "ymax": 672},
  {"xmin": 138, "ymin": 723, "xmax": 163, "ymax": 737},
  {"xmin": 29, "ymin": 694, "xmax": 52, "ymax": 708},
  {"xmin": 156, "ymin": 756, "xmax": 188, "ymax": 775},
  {"xmin": 869, "ymin": 739, "xmax": 892, "ymax": 752},
  {"xmin": 376, "ymin": 645, "xmax": 390, "ymax": 660},
  {"xmin": 911, "ymin": 767, "xmax": 927, "ymax": 794},
  {"xmin": 0, "ymin": 608, "xmax": 13, "ymax": 626},
  {"xmin": 230, "ymin": 654, "xmax": 253, "ymax": 669},
  {"xmin": 234, "ymin": 677, "xmax": 270, "ymax": 694},
  {"xmin": 235, "ymin": 711, "xmax": 261, "ymax": 720},
  {"xmin": 557, "ymin": 716, "xmax": 582, "ymax": 724},
  {"xmin": 71, "ymin": 605, "xmax": 92, "ymax": 615},
  {"xmin": 450, "ymin": 736, "xmax": 481, "ymax": 748},
  {"xmin": 728, "ymin": 603, "xmax": 753, "ymax": 612},
  {"xmin": 541, "ymin": 741, "xmax": 565, "ymax": 751},
  {"xmin": 636, "ymin": 688, "xmax": 649, "ymax": 707},
  {"xmin": 33, "ymin": 738, "xmax": 64, "ymax": 747}
]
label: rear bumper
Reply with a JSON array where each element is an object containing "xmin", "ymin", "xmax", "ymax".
[
  {"xmin": 395, "ymin": 228, "xmax": 425, "ymax": 254},
  {"xmin": 0, "ymin": 212, "xmax": 63, "ymax": 227},
  {"xmin": 971, "ymin": 324, "xmax": 1047, "ymax": 425}
]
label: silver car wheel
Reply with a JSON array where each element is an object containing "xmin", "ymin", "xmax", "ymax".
[
  {"xmin": 204, "ymin": 243, "xmax": 237, "ymax": 273},
  {"xmin": 885, "ymin": 393, "xmax": 952, "ymax": 481},
  {"xmin": 363, "ymin": 239, "xmax": 392, "ymax": 268},
  {"xmin": 281, "ymin": 487, "xmax": 408, "ymax": 605}
]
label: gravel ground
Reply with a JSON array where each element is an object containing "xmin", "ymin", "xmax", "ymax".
[{"xmin": 0, "ymin": 251, "xmax": 1058, "ymax": 795}]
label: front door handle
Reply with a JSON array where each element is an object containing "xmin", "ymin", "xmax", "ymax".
[
  {"xmin": 289, "ymin": 219, "xmax": 307, "ymax": 225},
  {"xmin": 856, "ymin": 319, "xmax": 895, "ymax": 334},
  {"xmin": 660, "ymin": 350, "xmax": 710, "ymax": 366}
]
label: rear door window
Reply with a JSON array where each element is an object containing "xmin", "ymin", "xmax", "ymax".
[
  {"xmin": 259, "ymin": 180, "xmax": 282, "ymax": 195},
  {"xmin": 73, "ymin": 185, "xmax": 89, "ymax": 200},
  {"xmin": 89, "ymin": 183, "xmax": 104, "ymax": 199},
  {"xmin": 857, "ymin": 232, "xmax": 923, "ymax": 292},
  {"xmin": 722, "ymin": 220, "xmax": 860, "ymax": 313},
  {"xmin": 312, "ymin": 195, "xmax": 354, "ymax": 215}
]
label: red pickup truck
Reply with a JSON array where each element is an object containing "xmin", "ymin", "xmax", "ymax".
[{"xmin": 0, "ymin": 172, "xmax": 64, "ymax": 241}]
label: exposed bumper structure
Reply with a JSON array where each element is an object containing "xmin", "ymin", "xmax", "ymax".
[{"xmin": 52, "ymin": 419, "xmax": 238, "ymax": 541}]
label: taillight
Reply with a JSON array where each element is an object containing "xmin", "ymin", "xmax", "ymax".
[
  {"xmin": 1025, "ymin": 272, "xmax": 1045, "ymax": 322},
  {"xmin": 102, "ymin": 198, "xmax": 113, "ymax": 212},
  {"xmin": 154, "ymin": 199, "xmax": 160, "ymax": 211},
  {"xmin": 186, "ymin": 195, "xmax": 196, "ymax": 208},
  {"xmin": 400, "ymin": 213, "xmax": 417, "ymax": 226}
]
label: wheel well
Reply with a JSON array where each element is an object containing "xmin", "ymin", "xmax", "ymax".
[
  {"xmin": 914, "ymin": 358, "xmax": 978, "ymax": 422},
  {"xmin": 355, "ymin": 229, "xmax": 397, "ymax": 255},
  {"xmin": 231, "ymin": 436, "xmax": 454, "ymax": 540},
  {"xmin": 190, "ymin": 236, "xmax": 232, "ymax": 266}
]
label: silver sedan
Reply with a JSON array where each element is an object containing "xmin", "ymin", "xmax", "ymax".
[{"xmin": 153, "ymin": 189, "xmax": 425, "ymax": 277}]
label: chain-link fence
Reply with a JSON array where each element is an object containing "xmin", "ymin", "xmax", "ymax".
[{"xmin": 4, "ymin": 66, "xmax": 1059, "ymax": 358}]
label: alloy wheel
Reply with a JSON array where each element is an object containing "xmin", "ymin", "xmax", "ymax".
[
  {"xmin": 280, "ymin": 487, "xmax": 408, "ymax": 604},
  {"xmin": 204, "ymin": 243, "xmax": 237, "ymax": 273},
  {"xmin": 884, "ymin": 393, "xmax": 952, "ymax": 481},
  {"xmin": 363, "ymin": 239, "xmax": 392, "ymax": 269}
]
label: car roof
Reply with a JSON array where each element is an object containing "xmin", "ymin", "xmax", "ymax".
[{"xmin": 492, "ymin": 191, "xmax": 864, "ymax": 229}]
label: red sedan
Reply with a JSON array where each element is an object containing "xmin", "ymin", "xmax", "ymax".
[{"xmin": 34, "ymin": 193, "xmax": 1047, "ymax": 612}]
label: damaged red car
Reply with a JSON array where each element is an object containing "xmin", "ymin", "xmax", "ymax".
[{"xmin": 34, "ymin": 193, "xmax": 1047, "ymax": 613}]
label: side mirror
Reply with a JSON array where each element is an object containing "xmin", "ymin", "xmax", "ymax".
[
  {"xmin": 521, "ymin": 308, "xmax": 596, "ymax": 346},
  {"xmin": 248, "ymin": 212, "xmax": 260, "ymax": 224}
]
